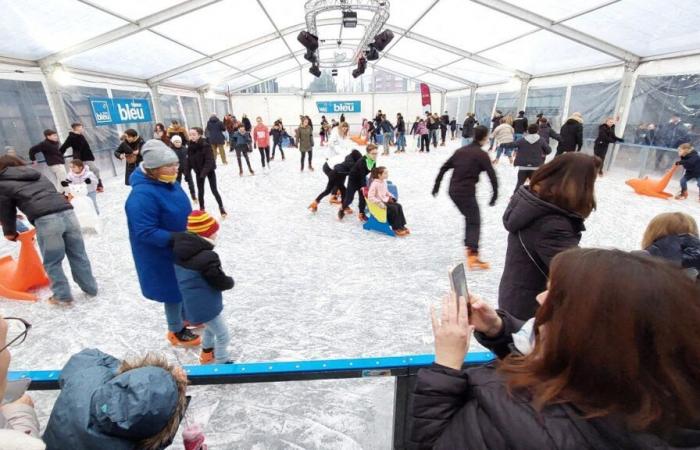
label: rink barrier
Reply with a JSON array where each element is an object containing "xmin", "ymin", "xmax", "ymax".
[{"xmin": 9, "ymin": 351, "xmax": 494, "ymax": 450}]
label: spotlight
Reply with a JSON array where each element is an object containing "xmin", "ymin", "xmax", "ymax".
[
  {"xmin": 304, "ymin": 49, "xmax": 317, "ymax": 64},
  {"xmin": 297, "ymin": 31, "xmax": 319, "ymax": 51},
  {"xmin": 342, "ymin": 10, "xmax": 357, "ymax": 28},
  {"xmin": 365, "ymin": 44, "xmax": 379, "ymax": 61},
  {"xmin": 352, "ymin": 57, "xmax": 366, "ymax": 78},
  {"xmin": 309, "ymin": 64, "xmax": 321, "ymax": 78},
  {"xmin": 331, "ymin": 69, "xmax": 338, "ymax": 76},
  {"xmin": 372, "ymin": 29, "xmax": 395, "ymax": 52}
]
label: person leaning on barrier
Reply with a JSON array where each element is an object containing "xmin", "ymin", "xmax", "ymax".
[{"xmin": 409, "ymin": 248, "xmax": 700, "ymax": 449}]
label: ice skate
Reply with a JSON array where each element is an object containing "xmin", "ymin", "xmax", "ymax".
[
  {"xmin": 167, "ymin": 328, "xmax": 201, "ymax": 347},
  {"xmin": 309, "ymin": 166, "xmax": 315, "ymax": 172},
  {"xmin": 199, "ymin": 348, "xmax": 215, "ymax": 365},
  {"xmin": 675, "ymin": 190, "xmax": 688, "ymax": 200},
  {"xmin": 48, "ymin": 296, "xmax": 73, "ymax": 306},
  {"xmin": 466, "ymin": 250, "xmax": 490, "ymax": 270},
  {"xmin": 329, "ymin": 194, "xmax": 341, "ymax": 205},
  {"xmin": 191, "ymin": 194, "xmax": 198, "ymax": 202},
  {"xmin": 395, "ymin": 229, "xmax": 409, "ymax": 237},
  {"xmin": 220, "ymin": 208, "xmax": 227, "ymax": 219},
  {"xmin": 343, "ymin": 207, "xmax": 353, "ymax": 215},
  {"xmin": 337, "ymin": 209, "xmax": 345, "ymax": 220},
  {"xmin": 308, "ymin": 200, "xmax": 318, "ymax": 212},
  {"xmin": 249, "ymin": 169, "xmax": 255, "ymax": 175},
  {"xmin": 239, "ymin": 170, "xmax": 243, "ymax": 177},
  {"xmin": 358, "ymin": 212, "xmax": 368, "ymax": 222},
  {"xmin": 96, "ymin": 181, "xmax": 104, "ymax": 193}
]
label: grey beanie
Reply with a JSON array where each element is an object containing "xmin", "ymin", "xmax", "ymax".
[{"xmin": 141, "ymin": 139, "xmax": 179, "ymax": 169}]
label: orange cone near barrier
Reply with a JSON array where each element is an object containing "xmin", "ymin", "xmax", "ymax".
[
  {"xmin": 0, "ymin": 229, "xmax": 49, "ymax": 301},
  {"xmin": 625, "ymin": 165, "xmax": 678, "ymax": 199}
]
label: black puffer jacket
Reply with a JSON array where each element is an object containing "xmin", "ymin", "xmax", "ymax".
[
  {"xmin": 0, "ymin": 166, "xmax": 72, "ymax": 235},
  {"xmin": 512, "ymin": 115, "xmax": 528, "ymax": 134},
  {"xmin": 409, "ymin": 311, "xmax": 700, "ymax": 450},
  {"xmin": 502, "ymin": 133, "xmax": 551, "ymax": 168},
  {"xmin": 461, "ymin": 117, "xmax": 476, "ymax": 138},
  {"xmin": 59, "ymin": 132, "xmax": 95, "ymax": 161},
  {"xmin": 187, "ymin": 138, "xmax": 215, "ymax": 179},
  {"xmin": 170, "ymin": 143, "xmax": 188, "ymax": 168},
  {"xmin": 678, "ymin": 150, "xmax": 700, "ymax": 179},
  {"xmin": 557, "ymin": 118, "xmax": 583, "ymax": 153},
  {"xmin": 206, "ymin": 116, "xmax": 226, "ymax": 145},
  {"xmin": 29, "ymin": 139, "xmax": 64, "ymax": 166},
  {"xmin": 594, "ymin": 123, "xmax": 623, "ymax": 151},
  {"xmin": 498, "ymin": 187, "xmax": 584, "ymax": 320},
  {"xmin": 349, "ymin": 155, "xmax": 373, "ymax": 184},
  {"xmin": 334, "ymin": 150, "xmax": 362, "ymax": 175},
  {"xmin": 646, "ymin": 234, "xmax": 700, "ymax": 276},
  {"xmin": 433, "ymin": 142, "xmax": 498, "ymax": 199}
]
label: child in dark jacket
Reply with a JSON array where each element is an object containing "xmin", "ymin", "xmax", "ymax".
[
  {"xmin": 173, "ymin": 210, "xmax": 235, "ymax": 364},
  {"xmin": 230, "ymin": 125, "xmax": 254, "ymax": 176},
  {"xmin": 674, "ymin": 143, "xmax": 700, "ymax": 201}
]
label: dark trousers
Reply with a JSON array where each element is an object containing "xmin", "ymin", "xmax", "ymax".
[
  {"xmin": 177, "ymin": 166, "xmax": 196, "ymax": 198},
  {"xmin": 235, "ymin": 145, "xmax": 253, "ymax": 172},
  {"xmin": 124, "ymin": 162, "xmax": 137, "ymax": 186},
  {"xmin": 315, "ymin": 163, "xmax": 347, "ymax": 203},
  {"xmin": 386, "ymin": 201, "xmax": 407, "ymax": 230},
  {"xmin": 593, "ymin": 144, "xmax": 608, "ymax": 174},
  {"xmin": 258, "ymin": 147, "xmax": 270, "ymax": 167},
  {"xmin": 196, "ymin": 171, "xmax": 224, "ymax": 211},
  {"xmin": 440, "ymin": 127, "xmax": 447, "ymax": 144},
  {"xmin": 342, "ymin": 178, "xmax": 366, "ymax": 212},
  {"xmin": 514, "ymin": 169, "xmax": 536, "ymax": 193},
  {"xmin": 272, "ymin": 140, "xmax": 284, "ymax": 158},
  {"xmin": 420, "ymin": 135, "xmax": 430, "ymax": 152},
  {"xmin": 450, "ymin": 193, "xmax": 480, "ymax": 250},
  {"xmin": 301, "ymin": 150, "xmax": 313, "ymax": 170}
]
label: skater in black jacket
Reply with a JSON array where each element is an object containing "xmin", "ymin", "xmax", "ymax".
[
  {"xmin": 29, "ymin": 129, "xmax": 66, "ymax": 192},
  {"xmin": 59, "ymin": 122, "xmax": 103, "ymax": 191},
  {"xmin": 308, "ymin": 149, "xmax": 362, "ymax": 212},
  {"xmin": 512, "ymin": 110, "xmax": 528, "ymax": 138},
  {"xmin": 501, "ymin": 123, "xmax": 552, "ymax": 192},
  {"xmin": 114, "ymin": 129, "xmax": 144, "ymax": 186},
  {"xmin": 187, "ymin": 127, "xmax": 226, "ymax": 217},
  {"xmin": 593, "ymin": 117, "xmax": 624, "ymax": 175},
  {"xmin": 338, "ymin": 144, "xmax": 379, "ymax": 221},
  {"xmin": 433, "ymin": 125, "xmax": 498, "ymax": 270}
]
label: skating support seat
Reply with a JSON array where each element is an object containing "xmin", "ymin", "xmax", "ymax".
[
  {"xmin": 0, "ymin": 229, "xmax": 50, "ymax": 301},
  {"xmin": 626, "ymin": 165, "xmax": 678, "ymax": 199},
  {"xmin": 361, "ymin": 183, "xmax": 398, "ymax": 237}
]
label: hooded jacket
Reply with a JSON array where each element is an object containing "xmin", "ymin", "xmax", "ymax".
[
  {"xmin": 29, "ymin": 139, "xmax": 63, "ymax": 166},
  {"xmin": 333, "ymin": 150, "xmax": 362, "ymax": 175},
  {"xmin": 492, "ymin": 123, "xmax": 514, "ymax": 146},
  {"xmin": 66, "ymin": 166, "xmax": 98, "ymax": 193},
  {"xmin": 187, "ymin": 138, "xmax": 216, "ymax": 178},
  {"xmin": 461, "ymin": 116, "xmax": 476, "ymax": 138},
  {"xmin": 503, "ymin": 133, "xmax": 551, "ymax": 169},
  {"xmin": 433, "ymin": 142, "xmax": 498, "ymax": 199},
  {"xmin": 125, "ymin": 167, "xmax": 191, "ymax": 304},
  {"xmin": 295, "ymin": 125, "xmax": 314, "ymax": 152},
  {"xmin": 205, "ymin": 116, "xmax": 226, "ymax": 145},
  {"xmin": 646, "ymin": 234, "xmax": 700, "ymax": 276},
  {"xmin": 0, "ymin": 166, "xmax": 72, "ymax": 235},
  {"xmin": 114, "ymin": 137, "xmax": 145, "ymax": 185},
  {"xmin": 678, "ymin": 150, "xmax": 700, "ymax": 179},
  {"xmin": 349, "ymin": 154, "xmax": 375, "ymax": 183},
  {"xmin": 512, "ymin": 114, "xmax": 528, "ymax": 134},
  {"xmin": 173, "ymin": 232, "xmax": 234, "ymax": 324},
  {"xmin": 43, "ymin": 349, "xmax": 181, "ymax": 450},
  {"xmin": 59, "ymin": 132, "xmax": 95, "ymax": 161},
  {"xmin": 557, "ymin": 118, "xmax": 583, "ymax": 152},
  {"xmin": 594, "ymin": 123, "xmax": 623, "ymax": 150},
  {"xmin": 538, "ymin": 122, "xmax": 560, "ymax": 143},
  {"xmin": 498, "ymin": 186, "xmax": 584, "ymax": 320}
]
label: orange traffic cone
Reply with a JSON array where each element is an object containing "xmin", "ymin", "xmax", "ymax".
[
  {"xmin": 625, "ymin": 165, "xmax": 678, "ymax": 199},
  {"xmin": 0, "ymin": 229, "xmax": 50, "ymax": 301}
]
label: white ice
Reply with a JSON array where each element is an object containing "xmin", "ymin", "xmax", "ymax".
[{"xmin": 1, "ymin": 138, "xmax": 699, "ymax": 449}]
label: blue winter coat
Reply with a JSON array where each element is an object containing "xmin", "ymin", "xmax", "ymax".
[
  {"xmin": 125, "ymin": 167, "xmax": 192, "ymax": 303},
  {"xmin": 43, "ymin": 349, "xmax": 180, "ymax": 450}
]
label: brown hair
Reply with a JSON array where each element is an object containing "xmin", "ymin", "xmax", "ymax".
[
  {"xmin": 366, "ymin": 143, "xmax": 378, "ymax": 153},
  {"xmin": 70, "ymin": 159, "xmax": 84, "ymax": 169},
  {"xmin": 370, "ymin": 166, "xmax": 386, "ymax": 181},
  {"xmin": 529, "ymin": 153, "xmax": 601, "ymax": 218},
  {"xmin": 642, "ymin": 212, "xmax": 699, "ymax": 249},
  {"xmin": 0, "ymin": 155, "xmax": 27, "ymax": 172},
  {"xmin": 679, "ymin": 143, "xmax": 694, "ymax": 154},
  {"xmin": 499, "ymin": 248, "xmax": 700, "ymax": 433},
  {"xmin": 118, "ymin": 354, "xmax": 188, "ymax": 450}
]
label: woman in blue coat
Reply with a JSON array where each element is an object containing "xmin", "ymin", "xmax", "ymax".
[{"xmin": 125, "ymin": 140, "xmax": 199, "ymax": 346}]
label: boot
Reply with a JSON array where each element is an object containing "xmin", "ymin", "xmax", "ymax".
[
  {"xmin": 199, "ymin": 348, "xmax": 215, "ymax": 365},
  {"xmin": 48, "ymin": 296, "xmax": 73, "ymax": 306},
  {"xmin": 249, "ymin": 168, "xmax": 255, "ymax": 175},
  {"xmin": 675, "ymin": 190, "xmax": 688, "ymax": 200},
  {"xmin": 167, "ymin": 328, "xmax": 201, "ymax": 347},
  {"xmin": 338, "ymin": 209, "xmax": 345, "ymax": 220},
  {"xmin": 191, "ymin": 194, "xmax": 198, "ymax": 202},
  {"xmin": 96, "ymin": 180, "xmax": 104, "ymax": 193},
  {"xmin": 358, "ymin": 212, "xmax": 368, "ymax": 222},
  {"xmin": 220, "ymin": 207, "xmax": 227, "ymax": 219},
  {"xmin": 308, "ymin": 200, "xmax": 318, "ymax": 212},
  {"xmin": 343, "ymin": 207, "xmax": 353, "ymax": 215},
  {"xmin": 239, "ymin": 170, "xmax": 243, "ymax": 177},
  {"xmin": 330, "ymin": 195, "xmax": 341, "ymax": 205},
  {"xmin": 395, "ymin": 229, "xmax": 409, "ymax": 237},
  {"xmin": 466, "ymin": 249, "xmax": 490, "ymax": 271}
]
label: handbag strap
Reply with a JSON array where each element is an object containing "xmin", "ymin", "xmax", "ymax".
[
  {"xmin": 561, "ymin": 405, "xmax": 611, "ymax": 450},
  {"xmin": 518, "ymin": 231, "xmax": 548, "ymax": 280}
]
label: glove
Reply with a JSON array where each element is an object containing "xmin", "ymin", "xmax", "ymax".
[
  {"xmin": 489, "ymin": 195, "xmax": 497, "ymax": 207},
  {"xmin": 675, "ymin": 161, "xmax": 682, "ymax": 166},
  {"xmin": 431, "ymin": 188, "xmax": 439, "ymax": 197},
  {"xmin": 618, "ymin": 138, "xmax": 625, "ymax": 143},
  {"xmin": 85, "ymin": 178, "xmax": 91, "ymax": 184},
  {"xmin": 60, "ymin": 180, "xmax": 70, "ymax": 187}
]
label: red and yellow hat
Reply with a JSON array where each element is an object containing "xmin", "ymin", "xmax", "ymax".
[{"xmin": 187, "ymin": 210, "xmax": 219, "ymax": 238}]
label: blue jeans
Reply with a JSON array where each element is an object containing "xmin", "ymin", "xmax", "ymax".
[
  {"xmin": 495, "ymin": 145, "xmax": 514, "ymax": 160},
  {"xmin": 202, "ymin": 313, "xmax": 231, "ymax": 363},
  {"xmin": 396, "ymin": 132, "xmax": 406, "ymax": 150},
  {"xmin": 34, "ymin": 210, "xmax": 97, "ymax": 302},
  {"xmin": 164, "ymin": 302, "xmax": 185, "ymax": 333},
  {"xmin": 430, "ymin": 130, "xmax": 438, "ymax": 147},
  {"xmin": 514, "ymin": 133, "xmax": 523, "ymax": 141},
  {"xmin": 461, "ymin": 137, "xmax": 472, "ymax": 146},
  {"xmin": 87, "ymin": 191, "xmax": 99, "ymax": 215},
  {"xmin": 680, "ymin": 175, "xmax": 700, "ymax": 192}
]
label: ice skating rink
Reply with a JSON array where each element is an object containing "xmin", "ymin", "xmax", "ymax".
[{"xmin": 3, "ymin": 140, "xmax": 699, "ymax": 449}]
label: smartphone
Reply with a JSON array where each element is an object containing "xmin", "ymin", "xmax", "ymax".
[
  {"xmin": 2, "ymin": 378, "xmax": 31, "ymax": 404},
  {"xmin": 449, "ymin": 263, "xmax": 470, "ymax": 316}
]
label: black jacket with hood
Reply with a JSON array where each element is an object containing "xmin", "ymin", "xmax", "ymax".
[
  {"xmin": 333, "ymin": 150, "xmax": 362, "ymax": 175},
  {"xmin": 187, "ymin": 138, "xmax": 216, "ymax": 179},
  {"xmin": 503, "ymin": 133, "xmax": 551, "ymax": 168},
  {"xmin": 29, "ymin": 139, "xmax": 64, "ymax": 166},
  {"xmin": 409, "ymin": 310, "xmax": 700, "ymax": 450},
  {"xmin": 678, "ymin": 150, "xmax": 700, "ymax": 179},
  {"xmin": 594, "ymin": 123, "xmax": 623, "ymax": 151},
  {"xmin": 206, "ymin": 116, "xmax": 226, "ymax": 145},
  {"xmin": 646, "ymin": 233, "xmax": 700, "ymax": 281},
  {"xmin": 498, "ymin": 186, "xmax": 584, "ymax": 320},
  {"xmin": 512, "ymin": 115, "xmax": 528, "ymax": 134},
  {"xmin": 0, "ymin": 166, "xmax": 72, "ymax": 235},
  {"xmin": 461, "ymin": 117, "xmax": 477, "ymax": 138},
  {"xmin": 558, "ymin": 118, "xmax": 583, "ymax": 152},
  {"xmin": 433, "ymin": 142, "xmax": 498, "ymax": 200},
  {"xmin": 59, "ymin": 132, "xmax": 95, "ymax": 161}
]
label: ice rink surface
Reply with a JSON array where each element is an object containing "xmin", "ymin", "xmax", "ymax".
[{"xmin": 2, "ymin": 139, "xmax": 699, "ymax": 449}]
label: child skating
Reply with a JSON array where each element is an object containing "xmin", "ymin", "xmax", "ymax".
[
  {"xmin": 674, "ymin": 143, "xmax": 700, "ymax": 201},
  {"xmin": 367, "ymin": 166, "xmax": 410, "ymax": 236},
  {"xmin": 64, "ymin": 159, "xmax": 99, "ymax": 214},
  {"xmin": 231, "ymin": 125, "xmax": 255, "ymax": 176},
  {"xmin": 173, "ymin": 210, "xmax": 235, "ymax": 364},
  {"xmin": 253, "ymin": 117, "xmax": 271, "ymax": 170}
]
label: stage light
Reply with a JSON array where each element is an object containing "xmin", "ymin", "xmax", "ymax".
[
  {"xmin": 373, "ymin": 29, "xmax": 395, "ymax": 51},
  {"xmin": 297, "ymin": 31, "xmax": 319, "ymax": 51},
  {"xmin": 365, "ymin": 44, "xmax": 379, "ymax": 61},
  {"xmin": 304, "ymin": 49, "xmax": 317, "ymax": 64},
  {"xmin": 309, "ymin": 64, "xmax": 321, "ymax": 78},
  {"xmin": 342, "ymin": 10, "xmax": 357, "ymax": 28}
]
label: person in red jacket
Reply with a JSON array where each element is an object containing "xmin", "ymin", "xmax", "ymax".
[{"xmin": 253, "ymin": 117, "xmax": 271, "ymax": 170}]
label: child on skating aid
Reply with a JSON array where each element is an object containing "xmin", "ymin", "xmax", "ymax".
[
  {"xmin": 173, "ymin": 210, "xmax": 235, "ymax": 364},
  {"xmin": 674, "ymin": 143, "xmax": 700, "ymax": 201},
  {"xmin": 367, "ymin": 166, "xmax": 410, "ymax": 236},
  {"xmin": 63, "ymin": 159, "xmax": 99, "ymax": 214}
]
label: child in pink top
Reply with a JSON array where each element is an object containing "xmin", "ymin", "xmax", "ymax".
[
  {"xmin": 253, "ymin": 117, "xmax": 271, "ymax": 169},
  {"xmin": 367, "ymin": 166, "xmax": 409, "ymax": 236}
]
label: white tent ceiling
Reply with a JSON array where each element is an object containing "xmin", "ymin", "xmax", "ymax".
[{"xmin": 0, "ymin": 0, "xmax": 699, "ymax": 93}]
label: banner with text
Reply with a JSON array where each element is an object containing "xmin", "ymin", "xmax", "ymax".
[
  {"xmin": 316, "ymin": 100, "xmax": 361, "ymax": 114},
  {"xmin": 89, "ymin": 97, "xmax": 153, "ymax": 126}
]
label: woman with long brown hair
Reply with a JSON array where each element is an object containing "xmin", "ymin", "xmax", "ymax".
[
  {"xmin": 498, "ymin": 152, "xmax": 600, "ymax": 320},
  {"xmin": 411, "ymin": 248, "xmax": 700, "ymax": 448}
]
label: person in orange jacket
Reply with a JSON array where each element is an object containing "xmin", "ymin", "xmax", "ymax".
[{"xmin": 253, "ymin": 117, "xmax": 271, "ymax": 170}]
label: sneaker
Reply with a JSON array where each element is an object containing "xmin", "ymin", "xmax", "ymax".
[
  {"xmin": 199, "ymin": 348, "xmax": 215, "ymax": 365},
  {"xmin": 308, "ymin": 200, "xmax": 318, "ymax": 212},
  {"xmin": 48, "ymin": 296, "xmax": 73, "ymax": 305},
  {"xmin": 675, "ymin": 191, "xmax": 688, "ymax": 200},
  {"xmin": 167, "ymin": 328, "xmax": 201, "ymax": 347}
]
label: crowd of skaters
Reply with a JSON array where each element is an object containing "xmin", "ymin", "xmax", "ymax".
[{"xmin": 0, "ymin": 102, "xmax": 699, "ymax": 448}]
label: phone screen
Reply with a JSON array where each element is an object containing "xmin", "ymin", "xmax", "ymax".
[{"xmin": 449, "ymin": 263, "xmax": 469, "ymax": 314}]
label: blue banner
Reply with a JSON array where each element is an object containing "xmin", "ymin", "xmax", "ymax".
[
  {"xmin": 89, "ymin": 96, "xmax": 153, "ymax": 126},
  {"xmin": 316, "ymin": 100, "xmax": 361, "ymax": 114}
]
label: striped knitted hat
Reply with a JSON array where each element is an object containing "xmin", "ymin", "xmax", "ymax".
[{"xmin": 187, "ymin": 210, "xmax": 219, "ymax": 238}]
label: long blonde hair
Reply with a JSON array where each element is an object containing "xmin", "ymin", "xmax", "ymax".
[{"xmin": 642, "ymin": 212, "xmax": 699, "ymax": 249}]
